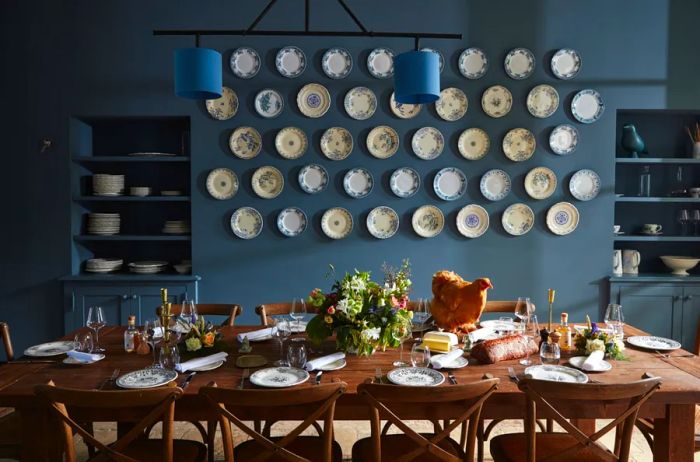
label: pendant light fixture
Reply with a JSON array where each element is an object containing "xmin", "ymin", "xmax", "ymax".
[
  {"xmin": 173, "ymin": 35, "xmax": 222, "ymax": 99},
  {"xmin": 393, "ymin": 46, "xmax": 440, "ymax": 104}
]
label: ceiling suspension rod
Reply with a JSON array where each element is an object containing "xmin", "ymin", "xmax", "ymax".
[
  {"xmin": 245, "ymin": 0, "xmax": 278, "ymax": 33},
  {"xmin": 336, "ymin": 0, "xmax": 368, "ymax": 33},
  {"xmin": 153, "ymin": 29, "xmax": 462, "ymax": 40},
  {"xmin": 305, "ymin": 0, "xmax": 310, "ymax": 32}
]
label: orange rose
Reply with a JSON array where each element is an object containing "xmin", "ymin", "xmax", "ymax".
[
  {"xmin": 202, "ymin": 332, "xmax": 215, "ymax": 347},
  {"xmin": 327, "ymin": 306, "xmax": 336, "ymax": 315}
]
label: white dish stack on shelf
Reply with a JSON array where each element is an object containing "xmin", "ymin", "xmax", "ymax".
[
  {"xmin": 162, "ymin": 220, "xmax": 190, "ymax": 234},
  {"xmin": 129, "ymin": 186, "xmax": 151, "ymax": 197},
  {"xmin": 85, "ymin": 258, "xmax": 123, "ymax": 273},
  {"xmin": 92, "ymin": 174, "xmax": 125, "ymax": 196},
  {"xmin": 87, "ymin": 213, "xmax": 120, "ymax": 235},
  {"xmin": 128, "ymin": 261, "xmax": 169, "ymax": 274}
]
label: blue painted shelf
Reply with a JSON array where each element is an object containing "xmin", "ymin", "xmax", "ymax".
[
  {"xmin": 615, "ymin": 157, "xmax": 700, "ymax": 164},
  {"xmin": 60, "ymin": 274, "xmax": 201, "ymax": 282},
  {"xmin": 610, "ymin": 273, "xmax": 700, "ymax": 282},
  {"xmin": 613, "ymin": 236, "xmax": 700, "ymax": 242},
  {"xmin": 74, "ymin": 235, "xmax": 191, "ymax": 242},
  {"xmin": 615, "ymin": 197, "xmax": 700, "ymax": 203},
  {"xmin": 72, "ymin": 156, "xmax": 190, "ymax": 163},
  {"xmin": 74, "ymin": 196, "xmax": 190, "ymax": 202}
]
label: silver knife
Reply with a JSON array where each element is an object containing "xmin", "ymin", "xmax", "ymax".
[
  {"xmin": 315, "ymin": 371, "xmax": 323, "ymax": 385},
  {"xmin": 448, "ymin": 371, "xmax": 457, "ymax": 385},
  {"xmin": 180, "ymin": 371, "xmax": 196, "ymax": 389}
]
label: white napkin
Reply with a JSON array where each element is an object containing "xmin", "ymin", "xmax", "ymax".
[
  {"xmin": 66, "ymin": 350, "xmax": 103, "ymax": 363},
  {"xmin": 582, "ymin": 350, "xmax": 605, "ymax": 371},
  {"xmin": 430, "ymin": 349, "xmax": 464, "ymax": 369},
  {"xmin": 468, "ymin": 327, "xmax": 495, "ymax": 342},
  {"xmin": 304, "ymin": 352, "xmax": 345, "ymax": 371},
  {"xmin": 236, "ymin": 327, "xmax": 277, "ymax": 342},
  {"xmin": 175, "ymin": 352, "xmax": 228, "ymax": 373}
]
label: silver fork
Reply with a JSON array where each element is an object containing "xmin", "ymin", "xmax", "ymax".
[
  {"xmin": 507, "ymin": 367, "xmax": 519, "ymax": 383},
  {"xmin": 655, "ymin": 350, "xmax": 695, "ymax": 358},
  {"xmin": 374, "ymin": 367, "xmax": 383, "ymax": 384},
  {"xmin": 239, "ymin": 368, "xmax": 250, "ymax": 389}
]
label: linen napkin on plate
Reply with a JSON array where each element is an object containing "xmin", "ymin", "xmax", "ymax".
[
  {"xmin": 175, "ymin": 352, "xmax": 228, "ymax": 373},
  {"xmin": 304, "ymin": 352, "xmax": 345, "ymax": 371},
  {"xmin": 430, "ymin": 349, "xmax": 464, "ymax": 369},
  {"xmin": 469, "ymin": 327, "xmax": 495, "ymax": 342},
  {"xmin": 236, "ymin": 327, "xmax": 277, "ymax": 343},
  {"xmin": 582, "ymin": 350, "xmax": 605, "ymax": 371},
  {"xmin": 66, "ymin": 350, "xmax": 103, "ymax": 363}
]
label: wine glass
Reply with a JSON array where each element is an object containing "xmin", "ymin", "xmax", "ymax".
[
  {"xmin": 410, "ymin": 342, "xmax": 430, "ymax": 368},
  {"xmin": 392, "ymin": 323, "xmax": 412, "ymax": 367},
  {"xmin": 514, "ymin": 297, "xmax": 534, "ymax": 329},
  {"xmin": 691, "ymin": 210, "xmax": 700, "ymax": 236},
  {"xmin": 604, "ymin": 303, "xmax": 625, "ymax": 340},
  {"xmin": 678, "ymin": 209, "xmax": 690, "ymax": 235},
  {"xmin": 73, "ymin": 332, "xmax": 93, "ymax": 353},
  {"xmin": 286, "ymin": 338, "xmax": 307, "ymax": 369},
  {"xmin": 86, "ymin": 306, "xmax": 106, "ymax": 353},
  {"xmin": 159, "ymin": 343, "xmax": 180, "ymax": 370},
  {"xmin": 520, "ymin": 314, "xmax": 539, "ymax": 366},
  {"xmin": 412, "ymin": 299, "xmax": 427, "ymax": 333},
  {"xmin": 144, "ymin": 318, "xmax": 162, "ymax": 368},
  {"xmin": 289, "ymin": 298, "xmax": 306, "ymax": 332},
  {"xmin": 273, "ymin": 319, "xmax": 291, "ymax": 366},
  {"xmin": 180, "ymin": 298, "xmax": 198, "ymax": 325}
]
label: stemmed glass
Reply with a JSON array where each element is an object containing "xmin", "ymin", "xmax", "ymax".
[
  {"xmin": 290, "ymin": 298, "xmax": 306, "ymax": 332},
  {"xmin": 144, "ymin": 318, "xmax": 162, "ymax": 368},
  {"xmin": 514, "ymin": 297, "xmax": 535, "ymax": 330},
  {"xmin": 86, "ymin": 306, "xmax": 106, "ymax": 353},
  {"xmin": 691, "ymin": 210, "xmax": 700, "ymax": 236},
  {"xmin": 604, "ymin": 303, "xmax": 625, "ymax": 340},
  {"xmin": 412, "ymin": 299, "xmax": 428, "ymax": 334},
  {"xmin": 520, "ymin": 314, "xmax": 539, "ymax": 366},
  {"xmin": 273, "ymin": 319, "xmax": 291, "ymax": 366},
  {"xmin": 410, "ymin": 342, "xmax": 430, "ymax": 367},
  {"xmin": 392, "ymin": 323, "xmax": 412, "ymax": 367},
  {"xmin": 180, "ymin": 298, "xmax": 198, "ymax": 325},
  {"xmin": 679, "ymin": 209, "xmax": 690, "ymax": 235}
]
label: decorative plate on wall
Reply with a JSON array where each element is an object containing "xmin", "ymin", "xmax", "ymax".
[
  {"xmin": 320, "ymin": 127, "xmax": 353, "ymax": 160},
  {"xmin": 546, "ymin": 202, "xmax": 579, "ymax": 235},
  {"xmin": 524, "ymin": 167, "xmax": 557, "ymax": 200},
  {"xmin": 206, "ymin": 86, "xmax": 238, "ymax": 120},
  {"xmin": 344, "ymin": 87, "xmax": 377, "ymax": 120},
  {"xmin": 571, "ymin": 89, "xmax": 604, "ymax": 123},
  {"xmin": 206, "ymin": 168, "xmax": 238, "ymax": 200},
  {"xmin": 504, "ymin": 47, "xmax": 535, "ymax": 80},
  {"xmin": 321, "ymin": 207, "xmax": 353, "ymax": 239},
  {"xmin": 252, "ymin": 166, "xmax": 284, "ymax": 199},
  {"xmin": 230, "ymin": 47, "xmax": 261, "ymax": 79},
  {"xmin": 503, "ymin": 128, "xmax": 536, "ymax": 162},
  {"xmin": 419, "ymin": 47, "xmax": 445, "ymax": 73},
  {"xmin": 390, "ymin": 167, "xmax": 420, "ymax": 198},
  {"xmin": 412, "ymin": 205, "xmax": 445, "ymax": 238},
  {"xmin": 412, "ymin": 127, "xmax": 444, "ymax": 160},
  {"xmin": 366, "ymin": 125, "xmax": 399, "ymax": 159},
  {"xmin": 367, "ymin": 206, "xmax": 399, "ymax": 239},
  {"xmin": 458, "ymin": 128, "xmax": 490, "ymax": 160},
  {"xmin": 275, "ymin": 127, "xmax": 308, "ymax": 159},
  {"xmin": 480, "ymin": 169, "xmax": 511, "ymax": 201},
  {"xmin": 526, "ymin": 84, "xmax": 559, "ymax": 118},
  {"xmin": 367, "ymin": 47, "xmax": 395, "ymax": 78},
  {"xmin": 435, "ymin": 87, "xmax": 468, "ymax": 121},
  {"xmin": 322, "ymin": 47, "xmax": 353, "ymax": 79},
  {"xmin": 229, "ymin": 126, "xmax": 262, "ymax": 159},
  {"xmin": 276, "ymin": 46, "xmax": 306, "ymax": 78},
  {"xmin": 569, "ymin": 169, "xmax": 601, "ymax": 201},
  {"xmin": 456, "ymin": 204, "xmax": 489, "ymax": 238},
  {"xmin": 277, "ymin": 207, "xmax": 307, "ymax": 237},
  {"xmin": 481, "ymin": 85, "xmax": 513, "ymax": 118},
  {"xmin": 459, "ymin": 48, "xmax": 488, "ymax": 79},
  {"xmin": 231, "ymin": 207, "xmax": 263, "ymax": 239},
  {"xmin": 551, "ymin": 48, "xmax": 582, "ymax": 80},
  {"xmin": 343, "ymin": 168, "xmax": 374, "ymax": 199},
  {"xmin": 549, "ymin": 124, "xmax": 579, "ymax": 155},
  {"xmin": 390, "ymin": 91, "xmax": 421, "ymax": 119},
  {"xmin": 502, "ymin": 203, "xmax": 535, "ymax": 236},
  {"xmin": 254, "ymin": 88, "xmax": 284, "ymax": 118},
  {"xmin": 297, "ymin": 83, "xmax": 331, "ymax": 118},
  {"xmin": 298, "ymin": 164, "xmax": 329, "ymax": 194},
  {"xmin": 433, "ymin": 167, "xmax": 467, "ymax": 201}
]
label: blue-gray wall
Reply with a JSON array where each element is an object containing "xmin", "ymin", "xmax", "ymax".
[{"xmin": 2, "ymin": 0, "xmax": 699, "ymax": 353}]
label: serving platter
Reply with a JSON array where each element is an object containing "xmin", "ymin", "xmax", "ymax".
[
  {"xmin": 24, "ymin": 341, "xmax": 74, "ymax": 357},
  {"xmin": 116, "ymin": 369, "xmax": 178, "ymax": 389},
  {"xmin": 546, "ymin": 202, "xmax": 579, "ymax": 236},
  {"xmin": 626, "ymin": 336, "xmax": 681, "ymax": 351},
  {"xmin": 230, "ymin": 47, "xmax": 261, "ymax": 79},
  {"xmin": 569, "ymin": 169, "xmax": 601, "ymax": 201},
  {"xmin": 412, "ymin": 127, "xmax": 444, "ymax": 160},
  {"xmin": 456, "ymin": 204, "xmax": 489, "ymax": 238},
  {"xmin": 458, "ymin": 128, "xmax": 490, "ymax": 160},
  {"xmin": 206, "ymin": 86, "xmax": 238, "ymax": 120},
  {"xmin": 482, "ymin": 85, "xmax": 513, "ymax": 118},
  {"xmin": 206, "ymin": 168, "xmax": 238, "ymax": 200},
  {"xmin": 480, "ymin": 169, "xmax": 511, "ymax": 201},
  {"xmin": 277, "ymin": 207, "xmax": 307, "ymax": 237},
  {"xmin": 276, "ymin": 46, "xmax": 306, "ymax": 78},
  {"xmin": 297, "ymin": 83, "xmax": 330, "ymax": 118},
  {"xmin": 254, "ymin": 88, "xmax": 284, "ymax": 118},
  {"xmin": 527, "ymin": 84, "xmax": 559, "ymax": 118},
  {"xmin": 503, "ymin": 128, "xmax": 536, "ymax": 162},
  {"xmin": 229, "ymin": 126, "xmax": 262, "ymax": 159},
  {"xmin": 435, "ymin": 87, "xmax": 468, "ymax": 121},
  {"xmin": 275, "ymin": 126, "xmax": 308, "ymax": 159},
  {"xmin": 502, "ymin": 203, "xmax": 535, "ymax": 236},
  {"xmin": 322, "ymin": 47, "xmax": 352, "ymax": 79},
  {"xmin": 390, "ymin": 91, "xmax": 421, "ymax": 119},
  {"xmin": 420, "ymin": 47, "xmax": 445, "ymax": 73},
  {"xmin": 252, "ymin": 166, "xmax": 284, "ymax": 199},
  {"xmin": 366, "ymin": 125, "xmax": 399, "ymax": 159},
  {"xmin": 412, "ymin": 205, "xmax": 444, "ymax": 238},
  {"xmin": 551, "ymin": 48, "xmax": 582, "ymax": 80},
  {"xmin": 524, "ymin": 365, "xmax": 588, "ymax": 383},
  {"xmin": 344, "ymin": 86, "xmax": 377, "ymax": 120},
  {"xmin": 367, "ymin": 47, "xmax": 394, "ymax": 78},
  {"xmin": 524, "ymin": 167, "xmax": 557, "ymax": 200},
  {"xmin": 250, "ymin": 367, "xmax": 310, "ymax": 388},
  {"xmin": 571, "ymin": 89, "xmax": 605, "ymax": 123},
  {"xmin": 321, "ymin": 207, "xmax": 353, "ymax": 239},
  {"xmin": 504, "ymin": 47, "xmax": 535, "ymax": 79},
  {"xmin": 343, "ymin": 168, "xmax": 373, "ymax": 199},
  {"xmin": 387, "ymin": 367, "xmax": 445, "ymax": 386},
  {"xmin": 390, "ymin": 167, "xmax": 420, "ymax": 198},
  {"xmin": 549, "ymin": 124, "xmax": 579, "ymax": 155},
  {"xmin": 230, "ymin": 207, "xmax": 263, "ymax": 239},
  {"xmin": 459, "ymin": 47, "xmax": 488, "ymax": 79},
  {"xmin": 298, "ymin": 164, "xmax": 329, "ymax": 194},
  {"xmin": 320, "ymin": 127, "xmax": 353, "ymax": 160},
  {"xmin": 367, "ymin": 206, "xmax": 399, "ymax": 239},
  {"xmin": 433, "ymin": 167, "xmax": 467, "ymax": 201}
]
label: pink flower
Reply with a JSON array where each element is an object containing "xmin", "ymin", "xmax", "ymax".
[{"xmin": 327, "ymin": 306, "xmax": 336, "ymax": 315}]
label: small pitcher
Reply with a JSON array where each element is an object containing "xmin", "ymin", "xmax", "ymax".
[
  {"xmin": 613, "ymin": 250, "xmax": 623, "ymax": 276},
  {"xmin": 622, "ymin": 250, "xmax": 641, "ymax": 274}
]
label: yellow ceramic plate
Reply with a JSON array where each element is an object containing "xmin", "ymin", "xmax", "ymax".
[
  {"xmin": 435, "ymin": 87, "xmax": 468, "ymax": 121},
  {"xmin": 481, "ymin": 85, "xmax": 513, "ymax": 118},
  {"xmin": 206, "ymin": 86, "xmax": 239, "ymax": 121},
  {"xmin": 206, "ymin": 168, "xmax": 238, "ymax": 200},
  {"xmin": 251, "ymin": 166, "xmax": 284, "ymax": 199},
  {"xmin": 458, "ymin": 128, "xmax": 490, "ymax": 160},
  {"xmin": 502, "ymin": 128, "xmax": 536, "ymax": 162},
  {"xmin": 297, "ymin": 83, "xmax": 330, "ymax": 118},
  {"xmin": 321, "ymin": 207, "xmax": 353, "ymax": 239},
  {"xmin": 390, "ymin": 91, "xmax": 421, "ymax": 119},
  {"xmin": 366, "ymin": 125, "xmax": 399, "ymax": 159},
  {"xmin": 412, "ymin": 205, "xmax": 444, "ymax": 238},
  {"xmin": 527, "ymin": 84, "xmax": 560, "ymax": 118},
  {"xmin": 320, "ymin": 127, "xmax": 353, "ymax": 160},
  {"xmin": 275, "ymin": 127, "xmax": 307, "ymax": 159},
  {"xmin": 546, "ymin": 202, "xmax": 579, "ymax": 236},
  {"xmin": 524, "ymin": 167, "xmax": 557, "ymax": 199},
  {"xmin": 229, "ymin": 126, "xmax": 262, "ymax": 159}
]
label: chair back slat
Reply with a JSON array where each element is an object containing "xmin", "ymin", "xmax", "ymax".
[
  {"xmin": 157, "ymin": 303, "xmax": 242, "ymax": 326},
  {"xmin": 0, "ymin": 323, "xmax": 13, "ymax": 361},
  {"xmin": 482, "ymin": 300, "xmax": 536, "ymax": 314},
  {"xmin": 255, "ymin": 303, "xmax": 297, "ymax": 326}
]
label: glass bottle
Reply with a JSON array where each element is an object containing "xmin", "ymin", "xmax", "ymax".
[
  {"xmin": 556, "ymin": 313, "xmax": 572, "ymax": 351},
  {"xmin": 124, "ymin": 315, "xmax": 137, "ymax": 353},
  {"xmin": 638, "ymin": 166, "xmax": 651, "ymax": 197}
]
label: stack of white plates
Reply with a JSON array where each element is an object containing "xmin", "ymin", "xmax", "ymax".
[
  {"xmin": 87, "ymin": 213, "xmax": 120, "ymax": 235},
  {"xmin": 85, "ymin": 258, "xmax": 123, "ymax": 273},
  {"xmin": 92, "ymin": 175, "xmax": 125, "ymax": 196},
  {"xmin": 162, "ymin": 220, "xmax": 190, "ymax": 234},
  {"xmin": 128, "ymin": 261, "xmax": 168, "ymax": 274},
  {"xmin": 129, "ymin": 186, "xmax": 151, "ymax": 197}
]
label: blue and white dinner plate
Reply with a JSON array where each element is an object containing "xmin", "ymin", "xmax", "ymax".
[
  {"xmin": 387, "ymin": 367, "xmax": 445, "ymax": 386},
  {"xmin": 551, "ymin": 48, "xmax": 582, "ymax": 80},
  {"xmin": 367, "ymin": 47, "xmax": 395, "ymax": 78},
  {"xmin": 456, "ymin": 204, "xmax": 489, "ymax": 238},
  {"xmin": 205, "ymin": 86, "xmax": 238, "ymax": 120},
  {"xmin": 626, "ymin": 336, "xmax": 681, "ymax": 351},
  {"xmin": 367, "ymin": 206, "xmax": 399, "ymax": 239},
  {"xmin": 343, "ymin": 168, "xmax": 373, "ymax": 199},
  {"xmin": 344, "ymin": 87, "xmax": 377, "ymax": 120},
  {"xmin": 297, "ymin": 83, "xmax": 331, "ymax": 118},
  {"xmin": 230, "ymin": 47, "xmax": 261, "ymax": 79},
  {"xmin": 458, "ymin": 47, "xmax": 488, "ymax": 79},
  {"xmin": 24, "ymin": 341, "xmax": 74, "ymax": 357},
  {"xmin": 250, "ymin": 367, "xmax": 309, "ymax": 388},
  {"xmin": 569, "ymin": 169, "xmax": 601, "ymax": 201},
  {"xmin": 412, "ymin": 205, "xmax": 445, "ymax": 238},
  {"xmin": 320, "ymin": 127, "xmax": 353, "ymax": 160},
  {"xmin": 502, "ymin": 203, "xmax": 535, "ymax": 236},
  {"xmin": 433, "ymin": 167, "xmax": 467, "ymax": 201},
  {"xmin": 420, "ymin": 47, "xmax": 445, "ymax": 73},
  {"xmin": 549, "ymin": 124, "xmax": 579, "ymax": 155},
  {"xmin": 546, "ymin": 202, "xmax": 579, "ymax": 236},
  {"xmin": 254, "ymin": 88, "xmax": 284, "ymax": 118},
  {"xmin": 571, "ymin": 89, "xmax": 605, "ymax": 123},
  {"xmin": 504, "ymin": 47, "xmax": 535, "ymax": 80},
  {"xmin": 390, "ymin": 167, "xmax": 421, "ymax": 198},
  {"xmin": 277, "ymin": 207, "xmax": 307, "ymax": 237},
  {"xmin": 524, "ymin": 365, "xmax": 588, "ymax": 383},
  {"xmin": 276, "ymin": 46, "xmax": 306, "ymax": 78},
  {"xmin": 298, "ymin": 164, "xmax": 329, "ymax": 194},
  {"xmin": 390, "ymin": 92, "xmax": 421, "ymax": 119},
  {"xmin": 366, "ymin": 125, "xmax": 399, "ymax": 159},
  {"xmin": 230, "ymin": 207, "xmax": 263, "ymax": 239},
  {"xmin": 412, "ymin": 127, "xmax": 445, "ymax": 160},
  {"xmin": 480, "ymin": 169, "xmax": 511, "ymax": 201},
  {"xmin": 527, "ymin": 84, "xmax": 559, "ymax": 118},
  {"xmin": 322, "ymin": 47, "xmax": 353, "ymax": 79},
  {"xmin": 116, "ymin": 368, "xmax": 178, "ymax": 389}
]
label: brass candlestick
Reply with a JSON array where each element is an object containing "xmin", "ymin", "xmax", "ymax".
[
  {"xmin": 547, "ymin": 288, "xmax": 555, "ymax": 332},
  {"xmin": 160, "ymin": 288, "xmax": 171, "ymax": 343}
]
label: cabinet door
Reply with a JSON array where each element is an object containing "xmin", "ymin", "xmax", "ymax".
[
  {"xmin": 130, "ymin": 284, "xmax": 195, "ymax": 325},
  {"xmin": 681, "ymin": 288, "xmax": 700, "ymax": 352},
  {"xmin": 68, "ymin": 285, "xmax": 131, "ymax": 334},
  {"xmin": 619, "ymin": 285, "xmax": 683, "ymax": 341}
]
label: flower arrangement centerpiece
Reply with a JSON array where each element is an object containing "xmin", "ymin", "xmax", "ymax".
[
  {"xmin": 573, "ymin": 316, "xmax": 626, "ymax": 360},
  {"xmin": 305, "ymin": 260, "xmax": 413, "ymax": 356},
  {"xmin": 178, "ymin": 316, "xmax": 226, "ymax": 357}
]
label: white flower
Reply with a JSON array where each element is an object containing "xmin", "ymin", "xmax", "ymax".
[
  {"xmin": 362, "ymin": 327, "xmax": 381, "ymax": 340},
  {"xmin": 350, "ymin": 277, "xmax": 366, "ymax": 292},
  {"xmin": 336, "ymin": 298, "xmax": 349, "ymax": 314},
  {"xmin": 613, "ymin": 338, "xmax": 625, "ymax": 351},
  {"xmin": 586, "ymin": 339, "xmax": 606, "ymax": 353}
]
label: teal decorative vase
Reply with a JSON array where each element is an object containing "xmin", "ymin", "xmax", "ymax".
[{"xmin": 621, "ymin": 124, "xmax": 645, "ymax": 158}]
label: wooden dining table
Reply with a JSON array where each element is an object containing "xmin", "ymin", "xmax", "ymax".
[{"xmin": 1, "ymin": 324, "xmax": 699, "ymax": 461}]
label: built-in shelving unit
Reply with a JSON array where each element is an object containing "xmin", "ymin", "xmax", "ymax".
[
  {"xmin": 615, "ymin": 157, "xmax": 700, "ymax": 164},
  {"xmin": 613, "ymin": 236, "xmax": 700, "ymax": 242},
  {"xmin": 615, "ymin": 197, "xmax": 700, "ymax": 203},
  {"xmin": 72, "ymin": 156, "xmax": 191, "ymax": 163},
  {"xmin": 73, "ymin": 196, "xmax": 191, "ymax": 202}
]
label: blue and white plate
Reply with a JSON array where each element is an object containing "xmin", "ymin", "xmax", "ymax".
[
  {"xmin": 321, "ymin": 127, "xmax": 353, "ymax": 160},
  {"xmin": 117, "ymin": 368, "xmax": 178, "ymax": 389},
  {"xmin": 412, "ymin": 205, "xmax": 445, "ymax": 238},
  {"xmin": 502, "ymin": 203, "xmax": 535, "ymax": 236},
  {"xmin": 343, "ymin": 168, "xmax": 373, "ymax": 199},
  {"xmin": 277, "ymin": 207, "xmax": 307, "ymax": 237},
  {"xmin": 626, "ymin": 335, "xmax": 681, "ymax": 351},
  {"xmin": 276, "ymin": 46, "xmax": 306, "ymax": 78},
  {"xmin": 458, "ymin": 128, "xmax": 490, "ymax": 160},
  {"xmin": 387, "ymin": 367, "xmax": 445, "ymax": 386},
  {"xmin": 435, "ymin": 87, "xmax": 468, "ymax": 121},
  {"xmin": 390, "ymin": 167, "xmax": 421, "ymax": 198},
  {"xmin": 420, "ymin": 47, "xmax": 445, "ymax": 73},
  {"xmin": 367, "ymin": 206, "xmax": 399, "ymax": 239},
  {"xmin": 480, "ymin": 169, "xmax": 511, "ymax": 201},
  {"xmin": 569, "ymin": 169, "xmax": 601, "ymax": 201},
  {"xmin": 546, "ymin": 202, "xmax": 579, "ymax": 236},
  {"xmin": 412, "ymin": 127, "xmax": 445, "ymax": 160},
  {"xmin": 459, "ymin": 47, "xmax": 488, "ymax": 79},
  {"xmin": 254, "ymin": 88, "xmax": 284, "ymax": 118},
  {"xmin": 433, "ymin": 167, "xmax": 467, "ymax": 201},
  {"xmin": 366, "ymin": 125, "xmax": 399, "ymax": 159},
  {"xmin": 527, "ymin": 84, "xmax": 559, "ymax": 118},
  {"xmin": 321, "ymin": 207, "xmax": 353, "ymax": 239},
  {"xmin": 525, "ymin": 167, "xmax": 557, "ymax": 200},
  {"xmin": 549, "ymin": 125, "xmax": 579, "ymax": 155},
  {"xmin": 297, "ymin": 83, "xmax": 330, "ymax": 118},
  {"xmin": 481, "ymin": 85, "xmax": 513, "ymax": 118},
  {"xmin": 275, "ymin": 127, "xmax": 307, "ymax": 159},
  {"xmin": 230, "ymin": 47, "xmax": 261, "ymax": 79},
  {"xmin": 390, "ymin": 92, "xmax": 421, "ymax": 119},
  {"xmin": 250, "ymin": 367, "xmax": 309, "ymax": 388},
  {"xmin": 206, "ymin": 87, "xmax": 239, "ymax": 120},
  {"xmin": 551, "ymin": 48, "xmax": 582, "ymax": 80},
  {"xmin": 367, "ymin": 47, "xmax": 394, "ymax": 78},
  {"xmin": 229, "ymin": 126, "xmax": 262, "ymax": 159},
  {"xmin": 571, "ymin": 89, "xmax": 604, "ymax": 123},
  {"xmin": 456, "ymin": 204, "xmax": 489, "ymax": 238},
  {"xmin": 298, "ymin": 164, "xmax": 329, "ymax": 194},
  {"xmin": 503, "ymin": 128, "xmax": 536, "ymax": 162},
  {"xmin": 504, "ymin": 48, "xmax": 535, "ymax": 80},
  {"xmin": 524, "ymin": 365, "xmax": 588, "ymax": 384},
  {"xmin": 344, "ymin": 87, "xmax": 377, "ymax": 120},
  {"xmin": 322, "ymin": 47, "xmax": 353, "ymax": 79},
  {"xmin": 230, "ymin": 207, "xmax": 263, "ymax": 239}
]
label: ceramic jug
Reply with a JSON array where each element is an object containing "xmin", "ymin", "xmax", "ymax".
[
  {"xmin": 622, "ymin": 250, "xmax": 641, "ymax": 274},
  {"xmin": 621, "ymin": 124, "xmax": 645, "ymax": 158},
  {"xmin": 613, "ymin": 250, "xmax": 623, "ymax": 276}
]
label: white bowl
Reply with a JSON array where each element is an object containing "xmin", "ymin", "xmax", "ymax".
[
  {"xmin": 660, "ymin": 256, "xmax": 700, "ymax": 276},
  {"xmin": 174, "ymin": 264, "xmax": 192, "ymax": 274}
]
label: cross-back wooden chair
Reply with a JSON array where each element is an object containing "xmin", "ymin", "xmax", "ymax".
[
  {"xmin": 490, "ymin": 376, "xmax": 662, "ymax": 462},
  {"xmin": 255, "ymin": 302, "xmax": 304, "ymax": 326},
  {"xmin": 156, "ymin": 303, "xmax": 242, "ymax": 326},
  {"xmin": 200, "ymin": 381, "xmax": 345, "ymax": 462},
  {"xmin": 352, "ymin": 377, "xmax": 499, "ymax": 462},
  {"xmin": 0, "ymin": 322, "xmax": 19, "ymax": 460},
  {"xmin": 35, "ymin": 382, "xmax": 207, "ymax": 462}
]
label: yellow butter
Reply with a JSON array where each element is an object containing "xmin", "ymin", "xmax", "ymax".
[
  {"xmin": 420, "ymin": 338, "xmax": 451, "ymax": 353},
  {"xmin": 424, "ymin": 331, "xmax": 459, "ymax": 345}
]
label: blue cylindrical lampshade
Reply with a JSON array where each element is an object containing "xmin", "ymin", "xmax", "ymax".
[
  {"xmin": 393, "ymin": 50, "xmax": 440, "ymax": 104},
  {"xmin": 174, "ymin": 48, "xmax": 222, "ymax": 99}
]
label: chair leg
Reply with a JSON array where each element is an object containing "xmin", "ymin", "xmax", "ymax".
[
  {"xmin": 477, "ymin": 418, "xmax": 485, "ymax": 462},
  {"xmin": 207, "ymin": 420, "xmax": 217, "ymax": 462}
]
